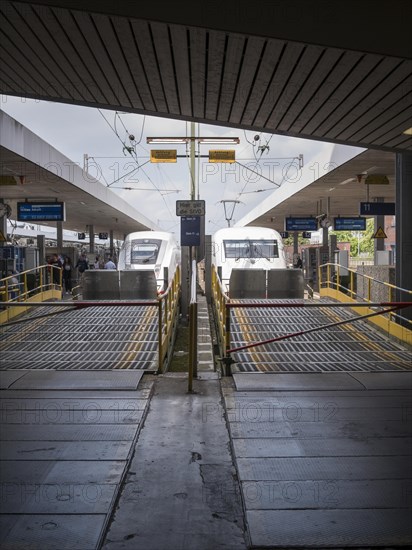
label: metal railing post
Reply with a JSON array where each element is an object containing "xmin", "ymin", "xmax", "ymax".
[
  {"xmin": 188, "ymin": 302, "xmax": 194, "ymax": 392},
  {"xmin": 158, "ymin": 301, "xmax": 163, "ymax": 372}
]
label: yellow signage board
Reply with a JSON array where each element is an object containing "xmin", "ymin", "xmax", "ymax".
[
  {"xmin": 209, "ymin": 150, "xmax": 236, "ymax": 163},
  {"xmin": 365, "ymin": 174, "xmax": 389, "ymax": 185},
  {"xmin": 373, "ymin": 226, "xmax": 387, "ymax": 239},
  {"xmin": 0, "ymin": 176, "xmax": 17, "ymax": 186},
  {"xmin": 150, "ymin": 150, "xmax": 177, "ymax": 163}
]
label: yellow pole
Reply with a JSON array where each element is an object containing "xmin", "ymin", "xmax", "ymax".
[{"xmin": 158, "ymin": 302, "xmax": 163, "ymax": 372}]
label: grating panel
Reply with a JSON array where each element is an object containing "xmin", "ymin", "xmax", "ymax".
[
  {"xmin": 0, "ymin": 305, "xmax": 159, "ymax": 370},
  {"xmin": 230, "ymin": 300, "xmax": 412, "ymax": 374}
]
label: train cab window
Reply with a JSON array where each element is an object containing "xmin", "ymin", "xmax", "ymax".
[
  {"xmin": 130, "ymin": 239, "xmax": 162, "ymax": 264},
  {"xmin": 224, "ymin": 239, "xmax": 279, "ymax": 259},
  {"xmin": 251, "ymin": 240, "xmax": 279, "ymax": 258}
]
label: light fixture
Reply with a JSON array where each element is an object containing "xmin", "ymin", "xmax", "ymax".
[
  {"xmin": 403, "ymin": 127, "xmax": 412, "ymax": 135},
  {"xmin": 146, "ymin": 136, "xmax": 240, "ymax": 144},
  {"xmin": 338, "ymin": 178, "xmax": 355, "ymax": 186}
]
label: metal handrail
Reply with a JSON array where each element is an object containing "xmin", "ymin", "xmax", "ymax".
[
  {"xmin": 188, "ymin": 260, "xmax": 198, "ymax": 391},
  {"xmin": 319, "ymin": 262, "xmax": 412, "ymax": 326},
  {"xmin": 0, "ymin": 264, "xmax": 63, "ymax": 302},
  {"xmin": 157, "ymin": 266, "xmax": 181, "ymax": 372},
  {"xmin": 211, "ymin": 265, "xmax": 233, "ymax": 374}
]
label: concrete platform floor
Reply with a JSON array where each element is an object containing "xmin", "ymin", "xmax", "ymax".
[
  {"xmin": 102, "ymin": 374, "xmax": 246, "ymax": 550},
  {"xmin": 223, "ymin": 372, "xmax": 412, "ymax": 548},
  {"xmin": 0, "ymin": 370, "xmax": 154, "ymax": 550},
  {"xmin": 1, "ymin": 368, "xmax": 411, "ymax": 549}
]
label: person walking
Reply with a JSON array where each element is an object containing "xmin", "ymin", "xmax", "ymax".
[
  {"xmin": 62, "ymin": 257, "xmax": 73, "ymax": 294},
  {"xmin": 49, "ymin": 254, "xmax": 62, "ymax": 286},
  {"xmin": 75, "ymin": 253, "xmax": 89, "ymax": 284}
]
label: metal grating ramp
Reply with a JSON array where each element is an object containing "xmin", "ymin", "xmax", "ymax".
[
  {"xmin": 0, "ymin": 304, "xmax": 159, "ymax": 371},
  {"xmin": 230, "ymin": 299, "xmax": 412, "ymax": 373}
]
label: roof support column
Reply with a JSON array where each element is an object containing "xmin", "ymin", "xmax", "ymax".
[
  {"xmin": 293, "ymin": 232, "xmax": 299, "ymax": 254},
  {"xmin": 110, "ymin": 230, "xmax": 114, "ymax": 259},
  {"xmin": 396, "ymin": 152, "xmax": 412, "ymax": 322},
  {"xmin": 56, "ymin": 221, "xmax": 63, "ymax": 251},
  {"xmin": 88, "ymin": 225, "xmax": 94, "ymax": 253},
  {"xmin": 374, "ymin": 197, "xmax": 385, "ymax": 263}
]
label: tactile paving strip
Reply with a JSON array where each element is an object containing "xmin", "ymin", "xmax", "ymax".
[
  {"xmin": 0, "ymin": 304, "xmax": 159, "ymax": 370},
  {"xmin": 230, "ymin": 299, "xmax": 412, "ymax": 373}
]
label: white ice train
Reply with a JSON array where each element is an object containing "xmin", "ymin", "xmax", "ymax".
[
  {"xmin": 212, "ymin": 226, "xmax": 287, "ymax": 292},
  {"xmin": 117, "ymin": 231, "xmax": 180, "ymax": 292}
]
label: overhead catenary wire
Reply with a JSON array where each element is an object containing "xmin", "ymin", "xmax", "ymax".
[{"xmin": 97, "ymin": 109, "xmax": 177, "ymax": 221}]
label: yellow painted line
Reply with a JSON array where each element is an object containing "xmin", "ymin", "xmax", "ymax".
[
  {"xmin": 321, "ymin": 287, "xmax": 412, "ymax": 346},
  {"xmin": 235, "ymin": 306, "xmax": 269, "ymax": 371},
  {"xmin": 113, "ymin": 306, "xmax": 157, "ymax": 369}
]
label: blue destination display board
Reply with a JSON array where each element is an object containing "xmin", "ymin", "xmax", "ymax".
[
  {"xmin": 285, "ymin": 217, "xmax": 318, "ymax": 231},
  {"xmin": 17, "ymin": 202, "xmax": 66, "ymax": 221},
  {"xmin": 181, "ymin": 216, "xmax": 201, "ymax": 246},
  {"xmin": 360, "ymin": 202, "xmax": 395, "ymax": 216},
  {"xmin": 334, "ymin": 217, "xmax": 366, "ymax": 231}
]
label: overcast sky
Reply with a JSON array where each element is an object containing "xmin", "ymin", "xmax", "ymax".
[{"xmin": 1, "ymin": 95, "xmax": 354, "ymax": 237}]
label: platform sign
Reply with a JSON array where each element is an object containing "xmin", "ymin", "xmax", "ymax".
[
  {"xmin": 17, "ymin": 202, "xmax": 66, "ymax": 222},
  {"xmin": 181, "ymin": 216, "xmax": 201, "ymax": 246},
  {"xmin": 285, "ymin": 217, "xmax": 317, "ymax": 231},
  {"xmin": 150, "ymin": 149, "xmax": 177, "ymax": 163},
  {"xmin": 302, "ymin": 231, "xmax": 312, "ymax": 239},
  {"xmin": 360, "ymin": 202, "xmax": 395, "ymax": 216},
  {"xmin": 333, "ymin": 217, "xmax": 366, "ymax": 231},
  {"xmin": 280, "ymin": 231, "xmax": 289, "ymax": 239},
  {"xmin": 209, "ymin": 150, "xmax": 235, "ymax": 163},
  {"xmin": 98, "ymin": 232, "xmax": 108, "ymax": 239},
  {"xmin": 176, "ymin": 200, "xmax": 205, "ymax": 216}
]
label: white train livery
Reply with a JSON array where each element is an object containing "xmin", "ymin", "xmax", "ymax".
[
  {"xmin": 118, "ymin": 231, "xmax": 180, "ymax": 291},
  {"xmin": 212, "ymin": 226, "xmax": 287, "ymax": 291}
]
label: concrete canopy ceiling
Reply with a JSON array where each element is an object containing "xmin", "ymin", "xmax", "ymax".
[
  {"xmin": 0, "ymin": 111, "xmax": 158, "ymax": 237},
  {"xmin": 0, "ymin": 0, "xmax": 411, "ymax": 153},
  {"xmin": 238, "ymin": 148, "xmax": 396, "ymax": 233}
]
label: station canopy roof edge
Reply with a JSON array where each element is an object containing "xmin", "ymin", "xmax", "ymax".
[
  {"xmin": 236, "ymin": 147, "xmax": 396, "ymax": 233},
  {"xmin": 0, "ymin": 111, "xmax": 159, "ymax": 238}
]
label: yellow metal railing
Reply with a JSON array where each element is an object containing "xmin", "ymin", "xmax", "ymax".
[
  {"xmin": 0, "ymin": 265, "xmax": 63, "ymax": 323},
  {"xmin": 319, "ymin": 262, "xmax": 412, "ymax": 344},
  {"xmin": 157, "ymin": 266, "xmax": 181, "ymax": 372},
  {"xmin": 211, "ymin": 265, "xmax": 231, "ymax": 364}
]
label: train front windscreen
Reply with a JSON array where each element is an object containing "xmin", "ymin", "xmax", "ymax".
[
  {"xmin": 130, "ymin": 239, "xmax": 162, "ymax": 265},
  {"xmin": 223, "ymin": 239, "xmax": 279, "ymax": 260}
]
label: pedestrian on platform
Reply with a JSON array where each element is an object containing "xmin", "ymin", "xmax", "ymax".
[
  {"xmin": 49, "ymin": 254, "xmax": 62, "ymax": 286},
  {"xmin": 76, "ymin": 253, "xmax": 89, "ymax": 283},
  {"xmin": 293, "ymin": 254, "xmax": 303, "ymax": 269},
  {"xmin": 104, "ymin": 257, "xmax": 116, "ymax": 270},
  {"xmin": 62, "ymin": 256, "xmax": 73, "ymax": 294}
]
